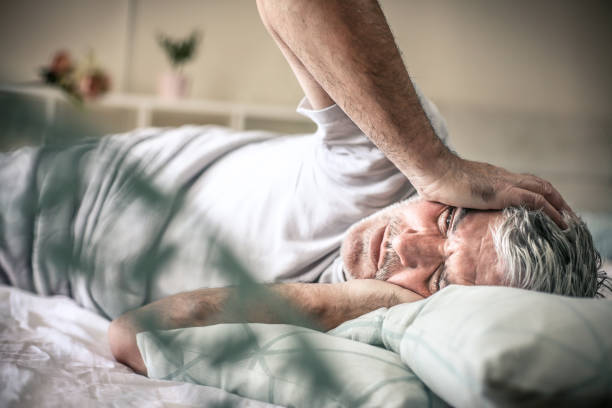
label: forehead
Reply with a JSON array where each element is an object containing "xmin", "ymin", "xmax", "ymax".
[{"xmin": 445, "ymin": 210, "xmax": 505, "ymax": 287}]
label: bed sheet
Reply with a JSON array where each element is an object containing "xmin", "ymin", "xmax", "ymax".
[{"xmin": 0, "ymin": 285, "xmax": 280, "ymax": 408}]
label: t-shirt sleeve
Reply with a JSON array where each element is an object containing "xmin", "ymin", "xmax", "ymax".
[
  {"xmin": 298, "ymin": 97, "xmax": 408, "ymax": 208},
  {"xmin": 297, "ymin": 84, "xmax": 448, "ymax": 151},
  {"xmin": 296, "ymin": 87, "xmax": 449, "ymax": 208}
]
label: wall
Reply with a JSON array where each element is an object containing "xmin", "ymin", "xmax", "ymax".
[
  {"xmin": 0, "ymin": 1, "xmax": 130, "ymax": 92},
  {"xmin": 0, "ymin": 0, "xmax": 610, "ymax": 211}
]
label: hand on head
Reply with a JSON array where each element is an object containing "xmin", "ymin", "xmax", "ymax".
[{"xmin": 414, "ymin": 151, "xmax": 572, "ymax": 230}]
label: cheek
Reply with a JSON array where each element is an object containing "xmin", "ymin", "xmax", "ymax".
[
  {"xmin": 446, "ymin": 226, "xmax": 501, "ymax": 286},
  {"xmin": 340, "ymin": 222, "xmax": 369, "ymax": 277},
  {"xmin": 340, "ymin": 233, "xmax": 362, "ymax": 272},
  {"xmin": 446, "ymin": 252, "xmax": 477, "ymax": 285},
  {"xmin": 445, "ymin": 234, "xmax": 478, "ymax": 285}
]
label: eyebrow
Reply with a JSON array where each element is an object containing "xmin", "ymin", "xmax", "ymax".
[{"xmin": 450, "ymin": 207, "xmax": 470, "ymax": 235}]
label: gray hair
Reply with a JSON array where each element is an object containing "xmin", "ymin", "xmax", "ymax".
[{"xmin": 492, "ymin": 207, "xmax": 607, "ymax": 298}]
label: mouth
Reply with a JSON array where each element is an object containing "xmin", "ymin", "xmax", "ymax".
[{"xmin": 369, "ymin": 224, "xmax": 387, "ymax": 273}]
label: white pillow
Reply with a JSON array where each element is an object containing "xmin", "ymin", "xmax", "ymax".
[
  {"xmin": 330, "ymin": 285, "xmax": 612, "ymax": 407},
  {"xmin": 137, "ymin": 323, "xmax": 449, "ymax": 407}
]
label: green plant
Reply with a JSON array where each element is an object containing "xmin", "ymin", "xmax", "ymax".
[{"xmin": 157, "ymin": 30, "xmax": 201, "ymax": 70}]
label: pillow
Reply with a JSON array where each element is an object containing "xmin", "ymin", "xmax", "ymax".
[
  {"xmin": 137, "ymin": 323, "xmax": 449, "ymax": 408},
  {"xmin": 330, "ymin": 285, "xmax": 612, "ymax": 407},
  {"xmin": 581, "ymin": 211, "xmax": 612, "ymax": 259}
]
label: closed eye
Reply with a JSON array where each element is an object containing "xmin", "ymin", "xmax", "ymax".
[{"xmin": 438, "ymin": 206, "xmax": 456, "ymax": 236}]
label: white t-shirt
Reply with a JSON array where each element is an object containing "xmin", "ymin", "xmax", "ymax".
[{"xmin": 65, "ymin": 95, "xmax": 448, "ymax": 317}]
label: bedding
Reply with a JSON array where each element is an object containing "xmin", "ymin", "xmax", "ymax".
[
  {"xmin": 3, "ymin": 282, "xmax": 611, "ymax": 407},
  {"xmin": 137, "ymin": 323, "xmax": 448, "ymax": 408},
  {"xmin": 0, "ymin": 284, "xmax": 279, "ymax": 407},
  {"xmin": 137, "ymin": 285, "xmax": 612, "ymax": 408},
  {"xmin": 331, "ymin": 285, "xmax": 612, "ymax": 407}
]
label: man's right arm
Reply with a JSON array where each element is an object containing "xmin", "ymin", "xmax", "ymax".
[
  {"xmin": 256, "ymin": 0, "xmax": 571, "ymax": 228},
  {"xmin": 108, "ymin": 280, "xmax": 422, "ymax": 375}
]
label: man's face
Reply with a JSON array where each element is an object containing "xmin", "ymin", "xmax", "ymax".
[{"xmin": 340, "ymin": 198, "xmax": 506, "ymax": 297}]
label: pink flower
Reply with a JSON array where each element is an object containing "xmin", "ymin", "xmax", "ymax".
[
  {"xmin": 50, "ymin": 50, "xmax": 73, "ymax": 76},
  {"xmin": 78, "ymin": 71, "xmax": 111, "ymax": 100}
]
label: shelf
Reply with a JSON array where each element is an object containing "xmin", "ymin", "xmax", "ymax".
[{"xmin": 0, "ymin": 85, "xmax": 316, "ymax": 142}]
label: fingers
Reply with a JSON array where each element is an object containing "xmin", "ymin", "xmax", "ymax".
[
  {"xmin": 418, "ymin": 158, "xmax": 573, "ymax": 230},
  {"xmin": 392, "ymin": 287, "xmax": 424, "ymax": 304},
  {"xmin": 511, "ymin": 188, "xmax": 568, "ymax": 230},
  {"xmin": 517, "ymin": 174, "xmax": 572, "ymax": 214}
]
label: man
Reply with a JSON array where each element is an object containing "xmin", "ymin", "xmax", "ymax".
[
  {"xmin": 107, "ymin": 196, "xmax": 602, "ymax": 375},
  {"xmin": 0, "ymin": 0, "xmax": 602, "ymax": 375},
  {"xmin": 106, "ymin": 0, "xmax": 603, "ymax": 373}
]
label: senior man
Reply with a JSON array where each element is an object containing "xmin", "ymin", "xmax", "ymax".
[
  {"xmin": 106, "ymin": 5, "xmax": 603, "ymax": 374},
  {"xmin": 104, "ymin": 1, "xmax": 603, "ymax": 374},
  {"xmin": 0, "ymin": 0, "xmax": 602, "ymax": 375},
  {"xmin": 108, "ymin": 196, "xmax": 601, "ymax": 374},
  {"xmin": 104, "ymin": 90, "xmax": 601, "ymax": 373}
]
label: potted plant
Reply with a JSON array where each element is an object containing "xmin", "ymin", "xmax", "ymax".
[{"xmin": 157, "ymin": 30, "xmax": 201, "ymax": 99}]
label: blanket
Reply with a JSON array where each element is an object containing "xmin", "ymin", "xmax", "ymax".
[{"xmin": 0, "ymin": 126, "xmax": 269, "ymax": 319}]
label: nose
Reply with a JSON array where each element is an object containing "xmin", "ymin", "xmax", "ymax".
[
  {"xmin": 391, "ymin": 229, "xmax": 444, "ymax": 269},
  {"xmin": 386, "ymin": 229, "xmax": 444, "ymax": 294}
]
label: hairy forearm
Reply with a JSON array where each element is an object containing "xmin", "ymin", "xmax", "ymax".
[
  {"xmin": 108, "ymin": 281, "xmax": 414, "ymax": 374},
  {"xmin": 257, "ymin": 0, "xmax": 450, "ymax": 179},
  {"xmin": 114, "ymin": 283, "xmax": 367, "ymax": 332}
]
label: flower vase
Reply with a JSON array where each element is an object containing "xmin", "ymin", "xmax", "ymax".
[{"xmin": 158, "ymin": 71, "xmax": 189, "ymax": 100}]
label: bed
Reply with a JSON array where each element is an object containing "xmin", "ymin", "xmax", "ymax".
[
  {"xmin": 1, "ymin": 119, "xmax": 611, "ymax": 406},
  {"xmin": 2, "ymin": 265, "xmax": 611, "ymax": 407}
]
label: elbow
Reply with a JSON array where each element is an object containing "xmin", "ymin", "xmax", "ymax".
[{"xmin": 108, "ymin": 315, "xmax": 148, "ymax": 375}]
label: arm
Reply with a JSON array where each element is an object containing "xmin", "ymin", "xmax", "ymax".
[
  {"xmin": 108, "ymin": 280, "xmax": 422, "ymax": 375},
  {"xmin": 256, "ymin": 0, "xmax": 571, "ymax": 227}
]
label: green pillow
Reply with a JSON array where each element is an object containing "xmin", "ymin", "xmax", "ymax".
[
  {"xmin": 137, "ymin": 323, "xmax": 448, "ymax": 407},
  {"xmin": 331, "ymin": 285, "xmax": 612, "ymax": 407}
]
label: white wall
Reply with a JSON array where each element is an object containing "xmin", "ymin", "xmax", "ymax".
[
  {"xmin": 3, "ymin": 0, "xmax": 610, "ymax": 113},
  {"xmin": 0, "ymin": 0, "xmax": 610, "ymax": 211},
  {"xmin": 384, "ymin": 0, "xmax": 612, "ymax": 117}
]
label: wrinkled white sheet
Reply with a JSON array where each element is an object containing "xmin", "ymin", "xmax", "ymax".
[{"xmin": 0, "ymin": 285, "xmax": 279, "ymax": 407}]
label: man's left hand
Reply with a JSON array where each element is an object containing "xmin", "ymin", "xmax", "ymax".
[{"xmin": 415, "ymin": 152, "xmax": 572, "ymax": 229}]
